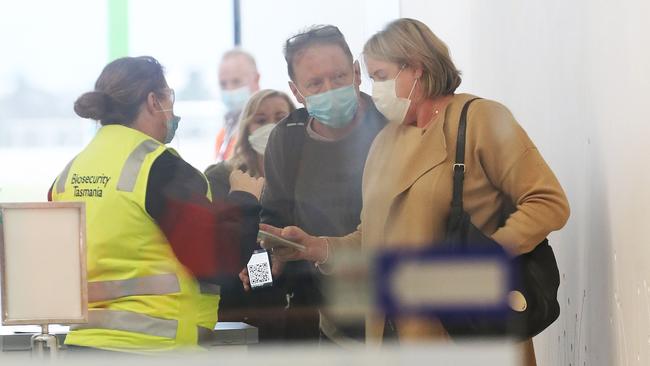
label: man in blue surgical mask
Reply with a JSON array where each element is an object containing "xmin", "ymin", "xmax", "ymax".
[
  {"xmin": 215, "ymin": 49, "xmax": 261, "ymax": 161},
  {"xmin": 250, "ymin": 25, "xmax": 387, "ymax": 345}
]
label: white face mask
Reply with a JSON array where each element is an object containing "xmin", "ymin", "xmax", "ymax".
[
  {"xmin": 371, "ymin": 67, "xmax": 417, "ymax": 124},
  {"xmin": 248, "ymin": 123, "xmax": 276, "ymax": 155}
]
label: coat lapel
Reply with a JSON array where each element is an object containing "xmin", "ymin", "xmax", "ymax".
[
  {"xmin": 360, "ymin": 114, "xmax": 448, "ymax": 248},
  {"xmin": 387, "ymin": 112, "xmax": 449, "ymax": 200},
  {"xmin": 361, "ymin": 108, "xmax": 451, "ymax": 249}
]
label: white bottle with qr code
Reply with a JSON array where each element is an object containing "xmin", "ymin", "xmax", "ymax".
[{"xmin": 247, "ymin": 249, "xmax": 274, "ymax": 289}]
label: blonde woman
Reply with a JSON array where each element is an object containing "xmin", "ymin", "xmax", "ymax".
[
  {"xmin": 254, "ymin": 18, "xmax": 569, "ymax": 364},
  {"xmin": 204, "ymin": 89, "xmax": 295, "ymax": 336},
  {"xmin": 205, "ymin": 89, "xmax": 296, "ymax": 200}
]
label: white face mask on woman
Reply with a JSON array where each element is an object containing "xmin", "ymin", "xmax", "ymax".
[
  {"xmin": 371, "ymin": 66, "xmax": 418, "ymax": 124},
  {"xmin": 247, "ymin": 123, "xmax": 276, "ymax": 155}
]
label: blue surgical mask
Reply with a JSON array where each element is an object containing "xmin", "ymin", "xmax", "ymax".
[
  {"xmin": 221, "ymin": 86, "xmax": 251, "ymax": 112},
  {"xmin": 298, "ymin": 84, "xmax": 359, "ymax": 129},
  {"xmin": 164, "ymin": 115, "xmax": 181, "ymax": 143},
  {"xmin": 156, "ymin": 97, "xmax": 180, "ymax": 144}
]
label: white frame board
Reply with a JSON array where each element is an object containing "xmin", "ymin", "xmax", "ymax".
[{"xmin": 0, "ymin": 202, "xmax": 87, "ymax": 325}]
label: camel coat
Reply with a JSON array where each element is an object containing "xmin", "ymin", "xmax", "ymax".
[{"xmin": 327, "ymin": 93, "xmax": 570, "ymax": 350}]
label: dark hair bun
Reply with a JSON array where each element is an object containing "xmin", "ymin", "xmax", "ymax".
[{"xmin": 74, "ymin": 91, "xmax": 113, "ymax": 121}]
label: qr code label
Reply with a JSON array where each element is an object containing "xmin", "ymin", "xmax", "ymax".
[{"xmin": 248, "ymin": 252, "xmax": 273, "ymax": 289}]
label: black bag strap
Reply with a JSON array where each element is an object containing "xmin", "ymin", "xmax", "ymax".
[{"xmin": 449, "ymin": 98, "xmax": 482, "ymax": 221}]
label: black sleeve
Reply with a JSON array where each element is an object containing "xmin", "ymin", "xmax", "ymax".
[
  {"xmin": 204, "ymin": 162, "xmax": 233, "ymax": 201},
  {"xmin": 260, "ymin": 126, "xmax": 296, "ymax": 228},
  {"xmin": 203, "ymin": 162, "xmax": 263, "ymax": 268},
  {"xmin": 147, "ymin": 151, "xmax": 259, "ymax": 222},
  {"xmin": 146, "ymin": 150, "xmax": 212, "ymax": 220},
  {"xmin": 146, "ymin": 150, "xmax": 260, "ymax": 279},
  {"xmin": 222, "ymin": 191, "xmax": 263, "ymax": 269}
]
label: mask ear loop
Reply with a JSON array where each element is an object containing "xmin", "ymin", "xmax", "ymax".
[
  {"xmin": 291, "ymin": 81, "xmax": 316, "ymax": 124},
  {"xmin": 397, "ymin": 65, "xmax": 418, "ymax": 101},
  {"xmin": 406, "ymin": 78, "xmax": 418, "ymax": 100},
  {"xmin": 394, "ymin": 64, "xmax": 406, "ymax": 80},
  {"xmin": 291, "ymin": 81, "xmax": 307, "ymax": 100}
]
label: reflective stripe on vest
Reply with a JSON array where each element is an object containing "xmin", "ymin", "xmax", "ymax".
[
  {"xmin": 56, "ymin": 158, "xmax": 75, "ymax": 194},
  {"xmin": 198, "ymin": 282, "xmax": 221, "ymax": 295},
  {"xmin": 71, "ymin": 309, "xmax": 217, "ymax": 344},
  {"xmin": 88, "ymin": 273, "xmax": 180, "ymax": 303},
  {"xmin": 117, "ymin": 139, "xmax": 160, "ymax": 192},
  {"xmin": 88, "ymin": 274, "xmax": 221, "ymax": 302},
  {"xmin": 72, "ymin": 309, "xmax": 178, "ymax": 339}
]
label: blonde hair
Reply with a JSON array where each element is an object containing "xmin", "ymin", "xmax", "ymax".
[
  {"xmin": 227, "ymin": 89, "xmax": 296, "ymax": 177},
  {"xmin": 364, "ymin": 18, "xmax": 461, "ymax": 97}
]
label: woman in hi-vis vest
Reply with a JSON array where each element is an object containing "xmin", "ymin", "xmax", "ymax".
[{"xmin": 49, "ymin": 56, "xmax": 264, "ymax": 353}]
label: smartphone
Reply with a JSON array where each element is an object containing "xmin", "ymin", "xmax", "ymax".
[
  {"xmin": 257, "ymin": 230, "xmax": 307, "ymax": 252},
  {"xmin": 247, "ymin": 249, "xmax": 273, "ymax": 289}
]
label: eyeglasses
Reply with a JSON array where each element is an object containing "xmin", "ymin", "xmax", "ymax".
[
  {"xmin": 285, "ymin": 25, "xmax": 344, "ymax": 49},
  {"xmin": 154, "ymin": 88, "xmax": 175, "ymax": 110},
  {"xmin": 166, "ymin": 88, "xmax": 175, "ymax": 105}
]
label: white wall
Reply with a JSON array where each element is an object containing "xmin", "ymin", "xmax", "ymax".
[
  {"xmin": 239, "ymin": 0, "xmax": 400, "ymax": 100},
  {"xmin": 400, "ymin": 1, "xmax": 650, "ymax": 365}
]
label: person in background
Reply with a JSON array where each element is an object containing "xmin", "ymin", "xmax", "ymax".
[
  {"xmin": 49, "ymin": 56, "xmax": 263, "ymax": 353},
  {"xmin": 215, "ymin": 48, "xmax": 261, "ymax": 161},
  {"xmin": 204, "ymin": 89, "xmax": 295, "ymax": 339},
  {"xmin": 206, "ymin": 89, "xmax": 296, "ymax": 198},
  {"xmin": 241, "ymin": 25, "xmax": 387, "ymax": 345},
  {"xmin": 254, "ymin": 18, "xmax": 570, "ymax": 366}
]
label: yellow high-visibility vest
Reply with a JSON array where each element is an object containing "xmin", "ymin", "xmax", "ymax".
[{"xmin": 52, "ymin": 124, "xmax": 219, "ymax": 352}]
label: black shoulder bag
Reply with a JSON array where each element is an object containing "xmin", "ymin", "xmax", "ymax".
[{"xmin": 440, "ymin": 98, "xmax": 561, "ymax": 340}]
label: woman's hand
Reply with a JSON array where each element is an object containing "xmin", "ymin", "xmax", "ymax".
[
  {"xmin": 239, "ymin": 224, "xmax": 329, "ymax": 291},
  {"xmin": 259, "ymin": 224, "xmax": 328, "ymax": 263},
  {"xmin": 229, "ymin": 169, "xmax": 264, "ymax": 200}
]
